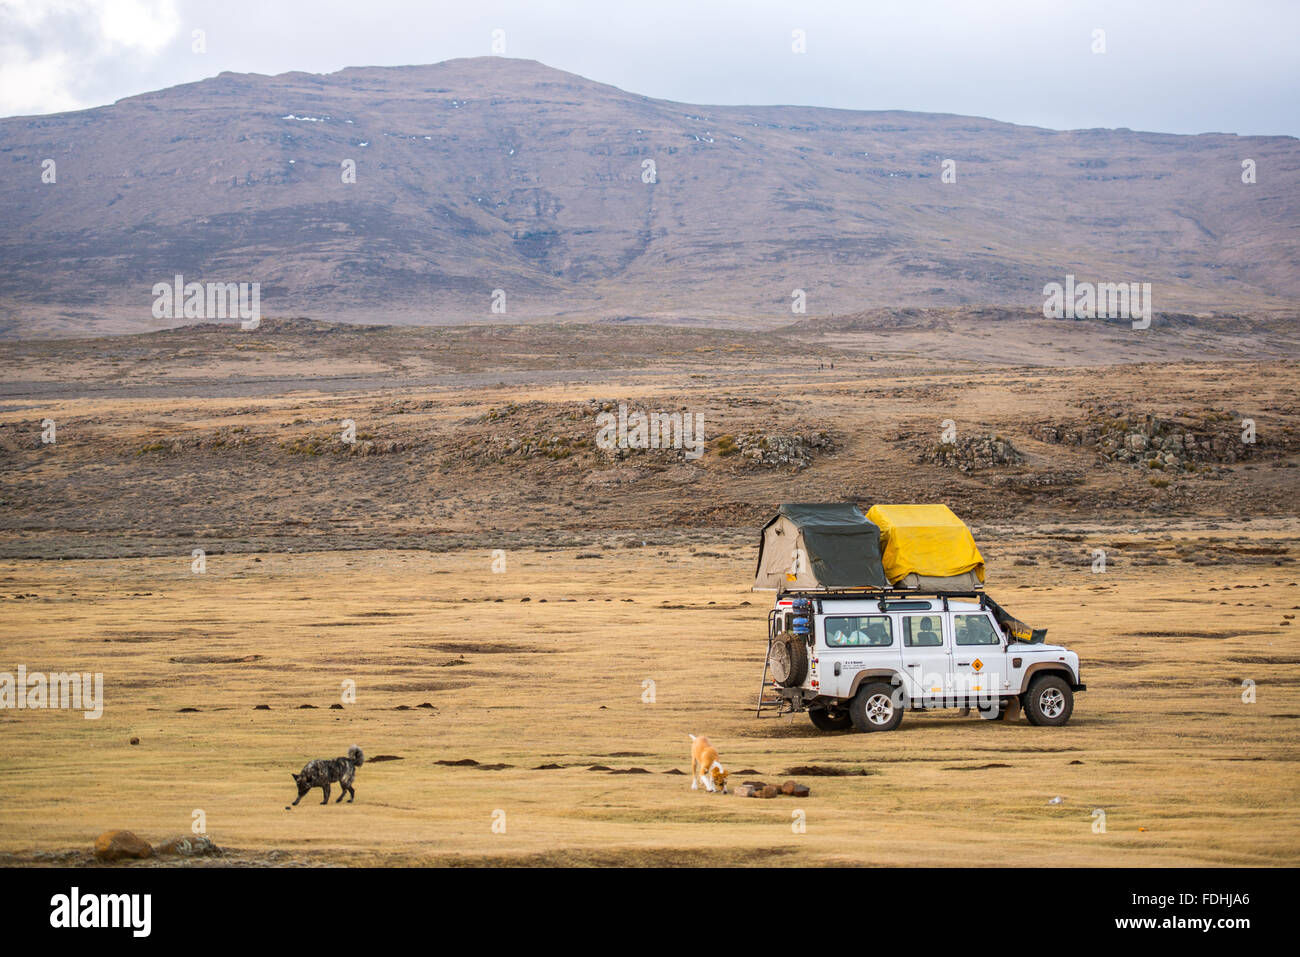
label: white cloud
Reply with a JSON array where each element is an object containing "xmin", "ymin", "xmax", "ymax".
[
  {"xmin": 100, "ymin": 0, "xmax": 180, "ymax": 54},
  {"xmin": 0, "ymin": 0, "xmax": 179, "ymax": 116},
  {"xmin": 0, "ymin": 46, "xmax": 82, "ymax": 114}
]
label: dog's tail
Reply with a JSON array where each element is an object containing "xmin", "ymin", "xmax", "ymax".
[
  {"xmin": 348, "ymin": 745, "xmax": 364, "ymax": 766},
  {"xmin": 688, "ymin": 734, "xmax": 697, "ymax": 742}
]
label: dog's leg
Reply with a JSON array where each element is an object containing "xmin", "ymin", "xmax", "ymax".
[
  {"xmin": 321, "ymin": 782, "xmax": 331, "ymax": 805},
  {"xmin": 348, "ymin": 783, "xmax": 355, "ymax": 803},
  {"xmin": 291, "ymin": 792, "xmax": 303, "ymax": 806},
  {"xmin": 335, "ymin": 784, "xmax": 346, "ymax": 803},
  {"xmin": 690, "ymin": 758, "xmax": 698, "ymax": 790}
]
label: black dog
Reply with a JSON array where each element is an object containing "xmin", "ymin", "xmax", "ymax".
[{"xmin": 291, "ymin": 745, "xmax": 364, "ymax": 805}]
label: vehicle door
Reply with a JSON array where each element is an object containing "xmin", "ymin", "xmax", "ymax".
[
  {"xmin": 899, "ymin": 612, "xmax": 951, "ymax": 706},
  {"xmin": 950, "ymin": 611, "xmax": 1010, "ymax": 706}
]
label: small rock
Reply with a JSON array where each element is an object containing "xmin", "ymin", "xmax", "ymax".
[
  {"xmin": 129, "ymin": 736, "xmax": 140, "ymax": 746},
  {"xmin": 155, "ymin": 835, "xmax": 220, "ymax": 857},
  {"xmin": 93, "ymin": 830, "xmax": 153, "ymax": 861}
]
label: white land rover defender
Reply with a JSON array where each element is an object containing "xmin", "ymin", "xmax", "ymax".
[{"xmin": 760, "ymin": 593, "xmax": 1085, "ymax": 732}]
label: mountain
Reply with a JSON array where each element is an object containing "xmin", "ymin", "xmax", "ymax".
[{"xmin": 1, "ymin": 56, "xmax": 1297, "ymax": 336}]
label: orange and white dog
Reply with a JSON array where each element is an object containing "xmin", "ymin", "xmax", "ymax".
[{"xmin": 689, "ymin": 734, "xmax": 730, "ymax": 794}]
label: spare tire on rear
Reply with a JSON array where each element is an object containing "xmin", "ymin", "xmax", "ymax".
[{"xmin": 768, "ymin": 634, "xmax": 809, "ymax": 687}]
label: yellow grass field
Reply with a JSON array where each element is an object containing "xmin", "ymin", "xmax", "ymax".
[{"xmin": 2, "ymin": 527, "xmax": 1298, "ymax": 866}]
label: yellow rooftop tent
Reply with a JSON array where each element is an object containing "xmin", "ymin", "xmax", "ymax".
[{"xmin": 865, "ymin": 503, "xmax": 985, "ymax": 591}]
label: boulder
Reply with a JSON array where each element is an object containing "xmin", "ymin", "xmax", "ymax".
[
  {"xmin": 93, "ymin": 830, "xmax": 153, "ymax": 861},
  {"xmin": 155, "ymin": 835, "xmax": 221, "ymax": 857}
]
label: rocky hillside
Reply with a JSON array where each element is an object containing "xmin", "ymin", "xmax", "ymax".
[{"xmin": 2, "ymin": 57, "xmax": 1298, "ymax": 336}]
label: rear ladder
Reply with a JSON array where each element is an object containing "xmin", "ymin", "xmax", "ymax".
[{"xmin": 756, "ymin": 608, "xmax": 793, "ymax": 717}]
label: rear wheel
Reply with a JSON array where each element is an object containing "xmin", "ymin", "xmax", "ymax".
[
  {"xmin": 1024, "ymin": 676, "xmax": 1073, "ymax": 726},
  {"xmin": 808, "ymin": 706, "xmax": 853, "ymax": 732},
  {"xmin": 849, "ymin": 682, "xmax": 904, "ymax": 733}
]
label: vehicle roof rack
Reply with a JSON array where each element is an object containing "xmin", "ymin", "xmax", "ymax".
[{"xmin": 779, "ymin": 587, "xmax": 984, "ymax": 601}]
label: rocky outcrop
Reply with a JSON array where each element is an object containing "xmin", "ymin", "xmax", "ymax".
[
  {"xmin": 1040, "ymin": 410, "xmax": 1263, "ymax": 472},
  {"xmin": 917, "ymin": 435, "xmax": 1024, "ymax": 471},
  {"xmin": 717, "ymin": 431, "xmax": 836, "ymax": 470}
]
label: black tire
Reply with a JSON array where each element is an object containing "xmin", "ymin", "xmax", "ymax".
[
  {"xmin": 849, "ymin": 681, "xmax": 904, "ymax": 733},
  {"xmin": 808, "ymin": 706, "xmax": 853, "ymax": 732},
  {"xmin": 1024, "ymin": 675, "xmax": 1073, "ymax": 726},
  {"xmin": 768, "ymin": 635, "xmax": 809, "ymax": 687}
]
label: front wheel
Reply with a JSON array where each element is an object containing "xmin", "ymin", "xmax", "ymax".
[
  {"xmin": 808, "ymin": 706, "xmax": 853, "ymax": 732},
  {"xmin": 1024, "ymin": 676, "xmax": 1073, "ymax": 726},
  {"xmin": 849, "ymin": 682, "xmax": 904, "ymax": 733}
]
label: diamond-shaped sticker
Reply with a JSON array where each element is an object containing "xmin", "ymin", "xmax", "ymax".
[{"xmin": 972, "ymin": 658, "xmax": 984, "ymax": 672}]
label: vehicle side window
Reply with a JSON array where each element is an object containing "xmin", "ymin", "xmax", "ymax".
[
  {"xmin": 825, "ymin": 615, "xmax": 893, "ymax": 647},
  {"xmin": 954, "ymin": 614, "xmax": 1000, "ymax": 646},
  {"xmin": 904, "ymin": 615, "xmax": 944, "ymax": 647}
]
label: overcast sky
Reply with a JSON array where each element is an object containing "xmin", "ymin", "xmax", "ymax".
[{"xmin": 2, "ymin": 0, "xmax": 1297, "ymax": 136}]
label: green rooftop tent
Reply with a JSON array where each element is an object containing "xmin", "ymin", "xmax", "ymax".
[{"xmin": 753, "ymin": 503, "xmax": 889, "ymax": 592}]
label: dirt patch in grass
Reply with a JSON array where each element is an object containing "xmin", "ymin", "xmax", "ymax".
[
  {"xmin": 781, "ymin": 765, "xmax": 876, "ymax": 777},
  {"xmin": 424, "ymin": 642, "xmax": 554, "ymax": 655}
]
